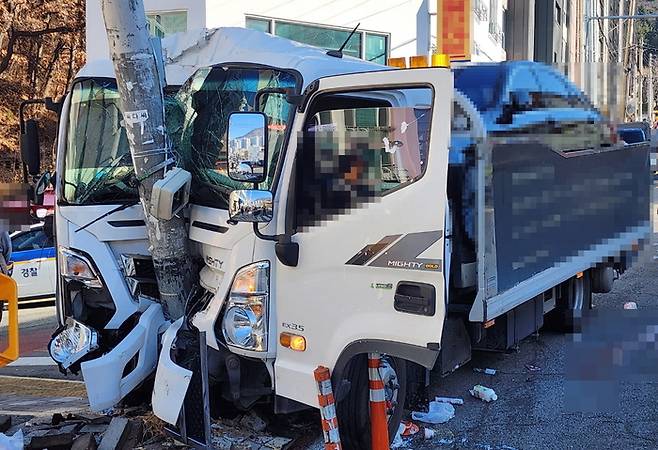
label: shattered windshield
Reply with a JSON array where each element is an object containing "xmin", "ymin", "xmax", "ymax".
[
  {"xmin": 63, "ymin": 79, "xmax": 138, "ymax": 205},
  {"xmin": 170, "ymin": 66, "xmax": 299, "ymax": 209}
]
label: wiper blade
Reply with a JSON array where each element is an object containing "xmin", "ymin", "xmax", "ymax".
[{"xmin": 75, "ymin": 200, "xmax": 140, "ymax": 233}]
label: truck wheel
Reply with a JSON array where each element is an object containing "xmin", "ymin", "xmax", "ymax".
[
  {"xmin": 553, "ymin": 272, "xmax": 592, "ymax": 333},
  {"xmin": 336, "ymin": 354, "xmax": 407, "ymax": 450}
]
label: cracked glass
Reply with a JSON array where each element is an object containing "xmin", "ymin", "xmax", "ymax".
[{"xmin": 169, "ymin": 66, "xmax": 299, "ymax": 209}]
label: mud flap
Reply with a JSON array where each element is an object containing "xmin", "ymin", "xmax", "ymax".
[{"xmin": 436, "ymin": 316, "xmax": 471, "ymax": 376}]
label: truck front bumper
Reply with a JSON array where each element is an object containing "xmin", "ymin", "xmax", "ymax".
[
  {"xmin": 152, "ymin": 318, "xmax": 192, "ymax": 425},
  {"xmin": 81, "ymin": 303, "xmax": 165, "ymax": 411}
]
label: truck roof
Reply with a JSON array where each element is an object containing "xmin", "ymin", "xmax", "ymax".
[{"xmin": 78, "ymin": 27, "xmax": 387, "ymax": 88}]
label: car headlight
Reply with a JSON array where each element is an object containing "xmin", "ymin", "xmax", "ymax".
[
  {"xmin": 49, "ymin": 318, "xmax": 99, "ymax": 369},
  {"xmin": 59, "ymin": 247, "xmax": 102, "ymax": 288},
  {"xmin": 222, "ymin": 261, "xmax": 269, "ymax": 351}
]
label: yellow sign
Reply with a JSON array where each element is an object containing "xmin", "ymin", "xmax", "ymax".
[
  {"xmin": 0, "ymin": 274, "xmax": 19, "ymax": 367},
  {"xmin": 436, "ymin": 0, "xmax": 472, "ymax": 61}
]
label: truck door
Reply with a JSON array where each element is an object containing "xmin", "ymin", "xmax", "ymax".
[{"xmin": 273, "ymin": 68, "xmax": 452, "ymax": 406}]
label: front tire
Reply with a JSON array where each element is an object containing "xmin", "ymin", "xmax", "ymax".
[{"xmin": 336, "ymin": 354, "xmax": 407, "ymax": 450}]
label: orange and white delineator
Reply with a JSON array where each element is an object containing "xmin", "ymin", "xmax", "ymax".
[
  {"xmin": 314, "ymin": 366, "xmax": 343, "ymax": 450},
  {"xmin": 0, "ymin": 273, "xmax": 19, "ymax": 367},
  {"xmin": 368, "ymin": 353, "xmax": 390, "ymax": 450}
]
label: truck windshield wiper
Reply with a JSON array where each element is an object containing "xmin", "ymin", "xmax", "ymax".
[{"xmin": 75, "ymin": 200, "xmax": 140, "ymax": 233}]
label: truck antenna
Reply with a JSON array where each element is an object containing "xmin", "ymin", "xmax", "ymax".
[{"xmin": 327, "ymin": 23, "xmax": 360, "ymax": 59}]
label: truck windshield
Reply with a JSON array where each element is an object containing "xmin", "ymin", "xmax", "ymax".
[
  {"xmin": 63, "ymin": 79, "xmax": 138, "ymax": 205},
  {"xmin": 172, "ymin": 66, "xmax": 299, "ymax": 209}
]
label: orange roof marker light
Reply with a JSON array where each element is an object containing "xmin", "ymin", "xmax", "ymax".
[
  {"xmin": 410, "ymin": 55, "xmax": 429, "ymax": 68},
  {"xmin": 387, "ymin": 57, "xmax": 407, "ymax": 69},
  {"xmin": 432, "ymin": 53, "xmax": 451, "ymax": 68}
]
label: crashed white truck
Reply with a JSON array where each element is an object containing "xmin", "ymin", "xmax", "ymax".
[{"xmin": 25, "ymin": 27, "xmax": 651, "ymax": 448}]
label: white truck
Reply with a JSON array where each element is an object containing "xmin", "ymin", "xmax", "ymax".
[{"xmin": 23, "ymin": 27, "xmax": 651, "ymax": 449}]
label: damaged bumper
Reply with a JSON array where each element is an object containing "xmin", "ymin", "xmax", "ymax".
[
  {"xmin": 81, "ymin": 303, "xmax": 166, "ymax": 411},
  {"xmin": 152, "ymin": 318, "xmax": 192, "ymax": 425}
]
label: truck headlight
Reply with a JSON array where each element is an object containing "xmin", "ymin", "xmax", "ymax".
[
  {"xmin": 49, "ymin": 318, "xmax": 99, "ymax": 369},
  {"xmin": 59, "ymin": 247, "xmax": 102, "ymax": 288},
  {"xmin": 222, "ymin": 261, "xmax": 269, "ymax": 351}
]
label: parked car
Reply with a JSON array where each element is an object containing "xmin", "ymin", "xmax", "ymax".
[
  {"xmin": 10, "ymin": 222, "xmax": 56, "ymax": 302},
  {"xmin": 618, "ymin": 127, "xmax": 648, "ymax": 145}
]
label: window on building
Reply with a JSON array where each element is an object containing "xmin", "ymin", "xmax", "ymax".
[
  {"xmin": 245, "ymin": 16, "xmax": 390, "ymax": 65},
  {"xmin": 147, "ymin": 11, "xmax": 188, "ymax": 38}
]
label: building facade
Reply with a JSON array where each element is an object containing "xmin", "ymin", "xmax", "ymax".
[{"xmin": 86, "ymin": 0, "xmax": 507, "ymax": 65}]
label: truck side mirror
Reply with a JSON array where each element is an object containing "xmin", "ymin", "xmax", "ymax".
[
  {"xmin": 21, "ymin": 119, "xmax": 41, "ymax": 176},
  {"xmin": 227, "ymin": 112, "xmax": 268, "ymax": 184}
]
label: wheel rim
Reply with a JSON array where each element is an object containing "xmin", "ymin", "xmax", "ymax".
[{"xmin": 378, "ymin": 356, "xmax": 400, "ymax": 421}]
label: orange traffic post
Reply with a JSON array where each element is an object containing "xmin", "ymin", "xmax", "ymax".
[
  {"xmin": 0, "ymin": 273, "xmax": 19, "ymax": 367},
  {"xmin": 368, "ymin": 353, "xmax": 389, "ymax": 450},
  {"xmin": 314, "ymin": 366, "xmax": 342, "ymax": 450}
]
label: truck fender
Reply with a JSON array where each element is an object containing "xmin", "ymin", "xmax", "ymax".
[{"xmin": 330, "ymin": 339, "xmax": 439, "ymax": 400}]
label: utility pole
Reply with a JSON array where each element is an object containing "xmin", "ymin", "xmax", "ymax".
[
  {"xmin": 101, "ymin": 0, "xmax": 193, "ymax": 320},
  {"xmin": 649, "ymin": 54, "xmax": 654, "ymax": 122},
  {"xmin": 637, "ymin": 39, "xmax": 644, "ymax": 120}
]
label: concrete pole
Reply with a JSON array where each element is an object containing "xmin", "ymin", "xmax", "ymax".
[
  {"xmin": 101, "ymin": 0, "xmax": 192, "ymax": 320},
  {"xmin": 650, "ymin": 54, "xmax": 655, "ymax": 122},
  {"xmin": 637, "ymin": 39, "xmax": 644, "ymax": 120}
]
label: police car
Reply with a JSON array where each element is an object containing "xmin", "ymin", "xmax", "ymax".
[{"xmin": 10, "ymin": 223, "xmax": 56, "ymax": 301}]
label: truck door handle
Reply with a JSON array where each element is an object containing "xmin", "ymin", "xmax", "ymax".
[{"xmin": 394, "ymin": 282, "xmax": 436, "ymax": 317}]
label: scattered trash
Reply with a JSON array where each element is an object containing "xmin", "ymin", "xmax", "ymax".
[
  {"xmin": 0, "ymin": 429, "xmax": 23, "ymax": 450},
  {"xmin": 400, "ymin": 421, "xmax": 419, "ymax": 436},
  {"xmin": 391, "ymin": 422, "xmax": 406, "ymax": 448},
  {"xmin": 469, "ymin": 385, "xmax": 498, "ymax": 402},
  {"xmin": 424, "ymin": 428, "xmax": 436, "ymax": 439},
  {"xmin": 411, "ymin": 401, "xmax": 455, "ymax": 424},
  {"xmin": 525, "ymin": 364, "xmax": 541, "ymax": 372},
  {"xmin": 624, "ymin": 302, "xmax": 638, "ymax": 310},
  {"xmin": 435, "ymin": 396, "xmax": 464, "ymax": 405},
  {"xmin": 473, "ymin": 368, "xmax": 497, "ymax": 375}
]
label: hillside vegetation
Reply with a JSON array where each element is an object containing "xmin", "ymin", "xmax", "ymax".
[{"xmin": 0, "ymin": 0, "xmax": 85, "ymax": 182}]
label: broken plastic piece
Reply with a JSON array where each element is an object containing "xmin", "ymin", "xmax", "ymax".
[
  {"xmin": 400, "ymin": 421, "xmax": 419, "ymax": 436},
  {"xmin": 469, "ymin": 385, "xmax": 498, "ymax": 402},
  {"xmin": 411, "ymin": 401, "xmax": 455, "ymax": 424},
  {"xmin": 391, "ymin": 422, "xmax": 405, "ymax": 448},
  {"xmin": 525, "ymin": 364, "xmax": 541, "ymax": 372},
  {"xmin": 424, "ymin": 428, "xmax": 436, "ymax": 439},
  {"xmin": 435, "ymin": 396, "xmax": 464, "ymax": 405},
  {"xmin": 624, "ymin": 302, "xmax": 638, "ymax": 310}
]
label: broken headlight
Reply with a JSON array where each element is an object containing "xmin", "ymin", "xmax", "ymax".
[
  {"xmin": 59, "ymin": 247, "xmax": 102, "ymax": 288},
  {"xmin": 222, "ymin": 261, "xmax": 269, "ymax": 352},
  {"xmin": 49, "ymin": 318, "xmax": 99, "ymax": 369}
]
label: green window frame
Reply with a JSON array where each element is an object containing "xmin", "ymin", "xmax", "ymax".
[
  {"xmin": 245, "ymin": 15, "xmax": 389, "ymax": 64},
  {"xmin": 147, "ymin": 11, "xmax": 188, "ymax": 38}
]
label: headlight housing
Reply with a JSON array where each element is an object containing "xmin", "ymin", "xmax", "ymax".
[
  {"xmin": 59, "ymin": 247, "xmax": 102, "ymax": 288},
  {"xmin": 222, "ymin": 261, "xmax": 269, "ymax": 351},
  {"xmin": 49, "ymin": 318, "xmax": 99, "ymax": 369}
]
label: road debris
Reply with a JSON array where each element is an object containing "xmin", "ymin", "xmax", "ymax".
[
  {"xmin": 524, "ymin": 364, "xmax": 541, "ymax": 372},
  {"xmin": 469, "ymin": 385, "xmax": 498, "ymax": 402},
  {"xmin": 400, "ymin": 420, "xmax": 419, "ymax": 436},
  {"xmin": 624, "ymin": 301, "xmax": 638, "ymax": 309},
  {"xmin": 424, "ymin": 428, "xmax": 436, "ymax": 439},
  {"xmin": 473, "ymin": 368, "xmax": 497, "ymax": 375},
  {"xmin": 0, "ymin": 429, "xmax": 23, "ymax": 450},
  {"xmin": 435, "ymin": 396, "xmax": 464, "ymax": 405},
  {"xmin": 411, "ymin": 400, "xmax": 455, "ymax": 424},
  {"xmin": 391, "ymin": 422, "xmax": 406, "ymax": 448}
]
